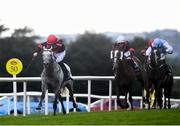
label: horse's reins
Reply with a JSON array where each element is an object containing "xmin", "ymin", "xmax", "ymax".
[{"xmin": 23, "ymin": 56, "xmax": 36, "ymax": 74}]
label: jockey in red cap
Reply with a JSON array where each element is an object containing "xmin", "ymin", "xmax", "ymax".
[
  {"xmin": 141, "ymin": 39, "xmax": 154, "ymax": 56},
  {"xmin": 33, "ymin": 34, "xmax": 72, "ymax": 81},
  {"xmin": 147, "ymin": 39, "xmax": 154, "ymax": 47}
]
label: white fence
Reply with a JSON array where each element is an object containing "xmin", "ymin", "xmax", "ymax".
[{"xmin": 0, "ymin": 76, "xmax": 180, "ymax": 116}]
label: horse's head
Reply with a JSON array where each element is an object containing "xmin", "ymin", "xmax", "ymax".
[
  {"xmin": 42, "ymin": 46, "xmax": 54, "ymax": 67},
  {"xmin": 149, "ymin": 46, "xmax": 162, "ymax": 67},
  {"xmin": 111, "ymin": 49, "xmax": 124, "ymax": 70}
]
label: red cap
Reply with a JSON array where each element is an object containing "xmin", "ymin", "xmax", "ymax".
[
  {"xmin": 47, "ymin": 34, "xmax": 58, "ymax": 44},
  {"xmin": 38, "ymin": 43, "xmax": 43, "ymax": 49},
  {"xmin": 129, "ymin": 48, "xmax": 135, "ymax": 52},
  {"xmin": 147, "ymin": 39, "xmax": 154, "ymax": 46}
]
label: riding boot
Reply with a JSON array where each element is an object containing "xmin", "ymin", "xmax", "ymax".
[
  {"xmin": 58, "ymin": 62, "xmax": 71, "ymax": 81},
  {"xmin": 166, "ymin": 64, "xmax": 173, "ymax": 76},
  {"xmin": 127, "ymin": 59, "xmax": 140, "ymax": 72},
  {"xmin": 161, "ymin": 60, "xmax": 173, "ymax": 76}
]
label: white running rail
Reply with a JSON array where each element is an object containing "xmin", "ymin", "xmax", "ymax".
[{"xmin": 0, "ymin": 76, "xmax": 180, "ymax": 116}]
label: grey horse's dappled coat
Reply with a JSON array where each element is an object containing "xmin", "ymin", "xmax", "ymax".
[{"xmin": 36, "ymin": 46, "xmax": 77, "ymax": 115}]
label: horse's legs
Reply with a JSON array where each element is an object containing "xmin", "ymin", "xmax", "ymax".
[
  {"xmin": 137, "ymin": 73, "xmax": 147, "ymax": 108},
  {"xmin": 146, "ymin": 80, "xmax": 152, "ymax": 109},
  {"xmin": 167, "ymin": 76, "xmax": 173, "ymax": 109},
  {"xmin": 153, "ymin": 85, "xmax": 157, "ymax": 109},
  {"xmin": 116, "ymin": 84, "xmax": 122, "ymax": 107},
  {"xmin": 36, "ymin": 82, "xmax": 46, "ymax": 110},
  {"xmin": 58, "ymin": 93, "xmax": 66, "ymax": 114},
  {"xmin": 125, "ymin": 92, "xmax": 129, "ymax": 108},
  {"xmin": 156, "ymin": 87, "xmax": 163, "ymax": 109},
  {"xmin": 163, "ymin": 88, "xmax": 167, "ymax": 109},
  {"xmin": 167, "ymin": 85, "xmax": 172, "ymax": 109},
  {"xmin": 167, "ymin": 90, "xmax": 171, "ymax": 109},
  {"xmin": 128, "ymin": 90, "xmax": 133, "ymax": 110},
  {"xmin": 53, "ymin": 93, "xmax": 58, "ymax": 115},
  {"xmin": 66, "ymin": 81, "xmax": 78, "ymax": 108}
]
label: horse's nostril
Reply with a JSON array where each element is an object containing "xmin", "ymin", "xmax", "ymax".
[{"xmin": 43, "ymin": 63, "xmax": 49, "ymax": 67}]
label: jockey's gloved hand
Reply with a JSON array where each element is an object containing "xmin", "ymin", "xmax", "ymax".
[{"xmin": 33, "ymin": 52, "xmax": 38, "ymax": 60}]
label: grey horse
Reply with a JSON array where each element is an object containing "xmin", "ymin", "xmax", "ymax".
[{"xmin": 36, "ymin": 46, "xmax": 77, "ymax": 115}]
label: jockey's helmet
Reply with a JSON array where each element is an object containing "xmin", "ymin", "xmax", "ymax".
[
  {"xmin": 116, "ymin": 35, "xmax": 126, "ymax": 43},
  {"xmin": 152, "ymin": 38, "xmax": 163, "ymax": 48},
  {"xmin": 47, "ymin": 34, "xmax": 58, "ymax": 44},
  {"xmin": 115, "ymin": 35, "xmax": 129, "ymax": 47}
]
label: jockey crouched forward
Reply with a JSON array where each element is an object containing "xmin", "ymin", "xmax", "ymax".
[
  {"xmin": 145, "ymin": 38, "xmax": 173, "ymax": 76},
  {"xmin": 112, "ymin": 36, "xmax": 140, "ymax": 72},
  {"xmin": 33, "ymin": 34, "xmax": 72, "ymax": 81}
]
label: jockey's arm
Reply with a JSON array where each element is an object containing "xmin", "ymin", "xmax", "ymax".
[
  {"xmin": 145, "ymin": 46, "xmax": 152, "ymax": 57},
  {"xmin": 32, "ymin": 43, "xmax": 45, "ymax": 59},
  {"xmin": 163, "ymin": 42, "xmax": 173, "ymax": 54},
  {"xmin": 124, "ymin": 50, "xmax": 131, "ymax": 59},
  {"xmin": 145, "ymin": 46, "xmax": 152, "ymax": 61}
]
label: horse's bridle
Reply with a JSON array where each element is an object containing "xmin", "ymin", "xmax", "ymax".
[
  {"xmin": 42, "ymin": 46, "xmax": 54, "ymax": 65},
  {"xmin": 111, "ymin": 50, "xmax": 125, "ymax": 72},
  {"xmin": 148, "ymin": 47, "xmax": 164, "ymax": 69}
]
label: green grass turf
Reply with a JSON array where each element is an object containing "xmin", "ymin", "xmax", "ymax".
[{"xmin": 0, "ymin": 108, "xmax": 180, "ymax": 125}]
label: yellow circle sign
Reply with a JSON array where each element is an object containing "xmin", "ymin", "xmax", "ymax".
[{"xmin": 6, "ymin": 58, "xmax": 23, "ymax": 75}]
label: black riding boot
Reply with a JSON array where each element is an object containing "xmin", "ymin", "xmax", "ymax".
[
  {"xmin": 165, "ymin": 64, "xmax": 173, "ymax": 76},
  {"xmin": 127, "ymin": 59, "xmax": 140, "ymax": 72},
  {"xmin": 161, "ymin": 60, "xmax": 173, "ymax": 76},
  {"xmin": 58, "ymin": 62, "xmax": 71, "ymax": 81}
]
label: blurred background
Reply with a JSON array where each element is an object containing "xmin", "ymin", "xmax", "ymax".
[{"xmin": 0, "ymin": 0, "xmax": 179, "ymax": 99}]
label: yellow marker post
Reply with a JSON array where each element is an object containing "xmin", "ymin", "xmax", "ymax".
[
  {"xmin": 6, "ymin": 58, "xmax": 23, "ymax": 75},
  {"xmin": 6, "ymin": 58, "xmax": 23, "ymax": 116}
]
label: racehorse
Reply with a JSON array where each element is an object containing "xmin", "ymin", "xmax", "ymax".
[
  {"xmin": 36, "ymin": 46, "xmax": 77, "ymax": 115},
  {"xmin": 111, "ymin": 46, "xmax": 146, "ymax": 110},
  {"xmin": 146, "ymin": 46, "xmax": 173, "ymax": 109}
]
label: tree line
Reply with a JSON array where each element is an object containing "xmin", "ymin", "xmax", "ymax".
[{"xmin": 0, "ymin": 24, "xmax": 180, "ymax": 98}]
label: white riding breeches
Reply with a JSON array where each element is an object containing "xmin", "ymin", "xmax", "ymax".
[
  {"xmin": 64, "ymin": 63, "xmax": 73, "ymax": 78},
  {"xmin": 54, "ymin": 51, "xmax": 66, "ymax": 63}
]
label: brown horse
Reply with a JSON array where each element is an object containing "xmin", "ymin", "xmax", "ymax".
[{"xmin": 111, "ymin": 46, "xmax": 146, "ymax": 110}]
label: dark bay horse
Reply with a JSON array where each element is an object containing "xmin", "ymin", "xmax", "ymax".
[
  {"xmin": 146, "ymin": 46, "xmax": 173, "ymax": 109},
  {"xmin": 36, "ymin": 46, "xmax": 77, "ymax": 115},
  {"xmin": 111, "ymin": 48, "xmax": 146, "ymax": 110}
]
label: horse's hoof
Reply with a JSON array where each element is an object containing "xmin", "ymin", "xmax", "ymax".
[
  {"xmin": 36, "ymin": 107, "xmax": 41, "ymax": 110},
  {"xmin": 63, "ymin": 111, "xmax": 66, "ymax": 115},
  {"xmin": 168, "ymin": 105, "xmax": 171, "ymax": 109},
  {"xmin": 116, "ymin": 100, "xmax": 121, "ymax": 106},
  {"xmin": 53, "ymin": 112, "xmax": 56, "ymax": 116}
]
